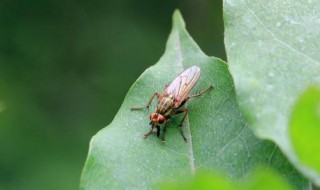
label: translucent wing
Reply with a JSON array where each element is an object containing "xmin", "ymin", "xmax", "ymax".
[{"xmin": 163, "ymin": 66, "xmax": 200, "ymax": 108}]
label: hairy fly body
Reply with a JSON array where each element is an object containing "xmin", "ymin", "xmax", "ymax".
[{"xmin": 131, "ymin": 66, "xmax": 213, "ymax": 142}]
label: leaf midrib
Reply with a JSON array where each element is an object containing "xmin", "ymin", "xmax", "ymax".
[{"xmin": 174, "ymin": 26, "xmax": 196, "ymax": 175}]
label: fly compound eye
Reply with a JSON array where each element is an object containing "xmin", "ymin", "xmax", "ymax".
[
  {"xmin": 149, "ymin": 113, "xmax": 158, "ymax": 122},
  {"xmin": 158, "ymin": 115, "xmax": 165, "ymax": 124}
]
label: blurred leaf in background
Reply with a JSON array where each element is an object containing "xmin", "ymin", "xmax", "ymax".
[
  {"xmin": 290, "ymin": 86, "xmax": 320, "ymax": 174},
  {"xmin": 0, "ymin": 0, "xmax": 224, "ymax": 190},
  {"xmin": 157, "ymin": 168, "xmax": 294, "ymax": 190},
  {"xmin": 224, "ymin": 0, "xmax": 320, "ymax": 185}
]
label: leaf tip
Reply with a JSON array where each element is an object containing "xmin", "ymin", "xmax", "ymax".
[{"xmin": 173, "ymin": 9, "xmax": 186, "ymax": 29}]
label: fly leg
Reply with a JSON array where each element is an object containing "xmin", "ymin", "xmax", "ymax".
[
  {"xmin": 175, "ymin": 85, "xmax": 213, "ymax": 110},
  {"xmin": 144, "ymin": 127, "xmax": 154, "ymax": 138},
  {"xmin": 189, "ymin": 85, "xmax": 214, "ymax": 98},
  {"xmin": 174, "ymin": 108, "xmax": 188, "ymax": 142},
  {"xmin": 160, "ymin": 117, "xmax": 171, "ymax": 142},
  {"xmin": 144, "ymin": 125, "xmax": 159, "ymax": 138},
  {"xmin": 156, "ymin": 126, "xmax": 160, "ymax": 137},
  {"xmin": 131, "ymin": 93, "xmax": 160, "ymax": 110},
  {"xmin": 161, "ymin": 124, "xmax": 167, "ymax": 142},
  {"xmin": 173, "ymin": 85, "xmax": 212, "ymax": 142}
]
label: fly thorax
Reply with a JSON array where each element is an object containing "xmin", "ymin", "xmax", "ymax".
[{"xmin": 156, "ymin": 97, "xmax": 174, "ymax": 115}]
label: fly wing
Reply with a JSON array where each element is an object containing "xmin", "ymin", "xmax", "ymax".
[{"xmin": 164, "ymin": 66, "xmax": 200, "ymax": 108}]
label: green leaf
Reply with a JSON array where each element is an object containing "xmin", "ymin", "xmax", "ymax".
[
  {"xmin": 80, "ymin": 10, "xmax": 307, "ymax": 189},
  {"xmin": 290, "ymin": 86, "xmax": 320, "ymax": 173},
  {"xmin": 224, "ymin": 0, "xmax": 320, "ymax": 185}
]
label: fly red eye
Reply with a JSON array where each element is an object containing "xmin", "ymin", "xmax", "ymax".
[
  {"xmin": 158, "ymin": 115, "xmax": 165, "ymax": 124},
  {"xmin": 149, "ymin": 113, "xmax": 158, "ymax": 122}
]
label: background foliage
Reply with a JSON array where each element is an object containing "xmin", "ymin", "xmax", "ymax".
[
  {"xmin": 224, "ymin": 0, "xmax": 320, "ymax": 185},
  {"xmin": 0, "ymin": 0, "xmax": 224, "ymax": 190}
]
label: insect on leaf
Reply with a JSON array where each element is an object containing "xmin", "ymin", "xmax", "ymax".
[{"xmin": 80, "ymin": 10, "xmax": 308, "ymax": 190}]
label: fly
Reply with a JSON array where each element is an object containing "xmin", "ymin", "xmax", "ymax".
[{"xmin": 131, "ymin": 66, "xmax": 213, "ymax": 142}]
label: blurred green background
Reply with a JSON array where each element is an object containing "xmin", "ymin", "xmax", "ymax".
[{"xmin": 0, "ymin": 1, "xmax": 225, "ymax": 189}]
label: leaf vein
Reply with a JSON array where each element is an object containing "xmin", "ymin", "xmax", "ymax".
[{"xmin": 242, "ymin": 0, "xmax": 320, "ymax": 66}]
